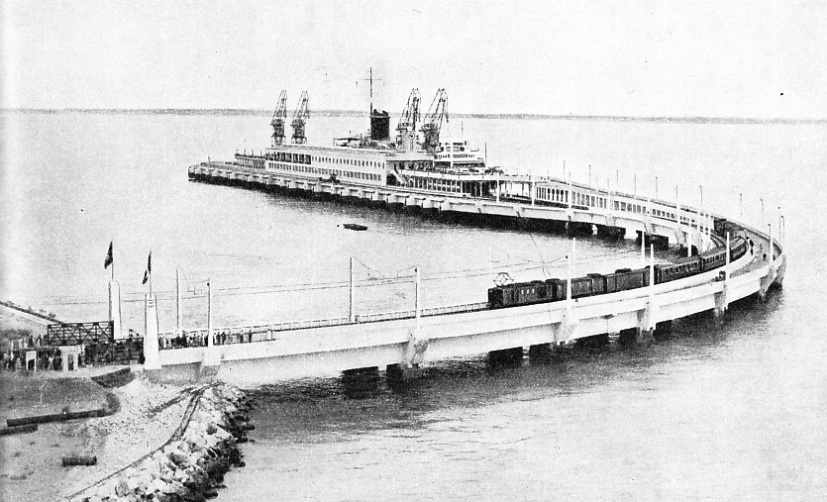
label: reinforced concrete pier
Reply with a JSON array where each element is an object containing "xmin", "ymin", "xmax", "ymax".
[{"xmin": 145, "ymin": 166, "xmax": 788, "ymax": 384}]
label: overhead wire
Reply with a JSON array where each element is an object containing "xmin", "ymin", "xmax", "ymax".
[{"xmin": 33, "ymin": 247, "xmax": 636, "ymax": 308}]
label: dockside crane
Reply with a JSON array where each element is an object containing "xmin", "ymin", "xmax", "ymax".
[
  {"xmin": 270, "ymin": 90, "xmax": 288, "ymax": 146},
  {"xmin": 420, "ymin": 89, "xmax": 448, "ymax": 153},
  {"xmin": 396, "ymin": 88, "xmax": 421, "ymax": 150},
  {"xmin": 291, "ymin": 91, "xmax": 310, "ymax": 144}
]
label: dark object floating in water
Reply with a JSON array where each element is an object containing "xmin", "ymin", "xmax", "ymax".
[{"xmin": 341, "ymin": 224, "xmax": 368, "ymax": 231}]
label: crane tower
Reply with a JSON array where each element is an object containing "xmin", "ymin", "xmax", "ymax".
[
  {"xmin": 270, "ymin": 90, "xmax": 288, "ymax": 146},
  {"xmin": 420, "ymin": 89, "xmax": 448, "ymax": 153},
  {"xmin": 396, "ymin": 88, "xmax": 421, "ymax": 151},
  {"xmin": 291, "ymin": 91, "xmax": 310, "ymax": 144}
]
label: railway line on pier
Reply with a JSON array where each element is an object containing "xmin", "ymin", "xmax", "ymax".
[{"xmin": 136, "ymin": 165, "xmax": 786, "ymax": 384}]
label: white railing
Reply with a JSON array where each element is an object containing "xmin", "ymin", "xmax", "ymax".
[{"xmin": 158, "ymin": 302, "xmax": 490, "ymax": 350}]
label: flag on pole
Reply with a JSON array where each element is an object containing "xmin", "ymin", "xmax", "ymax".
[
  {"xmin": 104, "ymin": 242, "xmax": 113, "ymax": 269},
  {"xmin": 142, "ymin": 252, "xmax": 151, "ymax": 284}
]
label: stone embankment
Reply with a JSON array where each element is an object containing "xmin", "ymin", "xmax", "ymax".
[{"xmin": 70, "ymin": 385, "xmax": 252, "ymax": 502}]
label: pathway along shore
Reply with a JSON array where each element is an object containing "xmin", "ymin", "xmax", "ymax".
[{"xmin": 1, "ymin": 372, "xmax": 251, "ymax": 502}]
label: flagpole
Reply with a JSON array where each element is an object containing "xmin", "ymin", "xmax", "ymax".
[
  {"xmin": 149, "ymin": 251, "xmax": 153, "ymax": 296},
  {"xmin": 111, "ymin": 243, "xmax": 114, "ymax": 281}
]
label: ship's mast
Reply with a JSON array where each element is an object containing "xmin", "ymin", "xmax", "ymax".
[
  {"xmin": 363, "ymin": 68, "xmax": 389, "ymax": 141},
  {"xmin": 361, "ymin": 67, "xmax": 383, "ymax": 115}
]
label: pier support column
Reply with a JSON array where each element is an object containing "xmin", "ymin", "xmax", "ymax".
[
  {"xmin": 109, "ymin": 281, "xmax": 123, "ymax": 340},
  {"xmin": 758, "ymin": 262, "xmax": 778, "ymax": 301},
  {"xmin": 488, "ymin": 347, "xmax": 524, "ymax": 367},
  {"xmin": 388, "ymin": 330, "xmax": 430, "ymax": 382},
  {"xmin": 386, "ymin": 363, "xmax": 425, "ymax": 382},
  {"xmin": 635, "ymin": 244, "xmax": 658, "ymax": 345},
  {"xmin": 143, "ymin": 294, "xmax": 161, "ymax": 372},
  {"xmin": 713, "ymin": 232, "xmax": 732, "ymax": 322},
  {"xmin": 712, "ymin": 289, "xmax": 729, "ymax": 325}
]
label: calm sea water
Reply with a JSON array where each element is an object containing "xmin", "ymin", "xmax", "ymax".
[{"xmin": 2, "ymin": 111, "xmax": 826, "ymax": 500}]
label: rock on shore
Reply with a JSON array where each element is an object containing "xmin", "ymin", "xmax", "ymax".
[{"xmin": 73, "ymin": 385, "xmax": 251, "ymax": 502}]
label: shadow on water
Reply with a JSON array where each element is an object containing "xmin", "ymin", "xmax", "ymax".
[{"xmin": 245, "ymin": 288, "xmax": 784, "ymax": 442}]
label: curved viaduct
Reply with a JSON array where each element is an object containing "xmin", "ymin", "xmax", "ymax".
[{"xmin": 142, "ymin": 166, "xmax": 786, "ymax": 384}]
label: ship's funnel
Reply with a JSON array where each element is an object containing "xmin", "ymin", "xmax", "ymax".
[{"xmin": 370, "ymin": 110, "xmax": 390, "ymax": 141}]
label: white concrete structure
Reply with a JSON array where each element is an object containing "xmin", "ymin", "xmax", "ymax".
[{"xmin": 155, "ymin": 166, "xmax": 786, "ymax": 384}]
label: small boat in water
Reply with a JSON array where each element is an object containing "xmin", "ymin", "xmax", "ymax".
[{"xmin": 341, "ymin": 223, "xmax": 368, "ymax": 231}]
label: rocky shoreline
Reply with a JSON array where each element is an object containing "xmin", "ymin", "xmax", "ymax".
[{"xmin": 70, "ymin": 384, "xmax": 252, "ymax": 502}]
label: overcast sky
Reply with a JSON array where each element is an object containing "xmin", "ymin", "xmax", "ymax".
[{"xmin": 3, "ymin": 0, "xmax": 825, "ymax": 118}]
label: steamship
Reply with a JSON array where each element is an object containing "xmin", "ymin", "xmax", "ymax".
[
  {"xmin": 191, "ymin": 85, "xmax": 668, "ymax": 224},
  {"xmin": 225, "ymin": 88, "xmax": 505, "ymax": 198}
]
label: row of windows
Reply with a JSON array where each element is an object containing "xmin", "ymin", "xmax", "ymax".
[
  {"xmin": 537, "ymin": 186, "xmax": 694, "ymax": 224},
  {"xmin": 313, "ymin": 156, "xmax": 383, "ymax": 168},
  {"xmin": 266, "ymin": 152, "xmax": 312, "ymax": 164},
  {"xmin": 267, "ymin": 162, "xmax": 382, "ymax": 181},
  {"xmin": 537, "ymin": 187, "xmax": 608, "ymax": 210},
  {"xmin": 652, "ymin": 208, "xmax": 677, "ymax": 221},
  {"xmin": 267, "ymin": 151, "xmax": 385, "ymax": 169},
  {"xmin": 662, "ymin": 262, "xmax": 699, "ymax": 276},
  {"xmin": 408, "ymin": 177, "xmax": 463, "ymax": 193}
]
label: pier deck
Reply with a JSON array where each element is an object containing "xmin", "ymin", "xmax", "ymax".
[{"xmin": 142, "ymin": 163, "xmax": 787, "ymax": 383}]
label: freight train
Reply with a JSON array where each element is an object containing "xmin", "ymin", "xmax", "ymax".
[{"xmin": 488, "ymin": 220, "xmax": 749, "ymax": 309}]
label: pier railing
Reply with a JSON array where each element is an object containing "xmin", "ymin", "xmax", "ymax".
[{"xmin": 158, "ymin": 301, "xmax": 489, "ymax": 350}]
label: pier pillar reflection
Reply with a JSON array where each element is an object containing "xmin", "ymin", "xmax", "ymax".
[{"xmin": 488, "ymin": 347, "xmax": 524, "ymax": 367}]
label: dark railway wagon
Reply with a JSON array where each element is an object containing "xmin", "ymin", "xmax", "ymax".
[
  {"xmin": 654, "ymin": 256, "xmax": 701, "ymax": 283},
  {"xmin": 699, "ymin": 247, "xmax": 726, "ymax": 272},
  {"xmin": 606, "ymin": 268, "xmax": 649, "ymax": 293},
  {"xmin": 587, "ymin": 273, "xmax": 606, "ymax": 295},
  {"xmin": 486, "ymin": 227, "xmax": 750, "ymax": 311}
]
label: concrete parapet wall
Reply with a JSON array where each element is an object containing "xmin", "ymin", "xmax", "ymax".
[{"xmin": 171, "ymin": 163, "xmax": 786, "ymax": 384}]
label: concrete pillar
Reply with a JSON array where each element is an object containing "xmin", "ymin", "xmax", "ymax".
[
  {"xmin": 386, "ymin": 363, "xmax": 425, "ymax": 382},
  {"xmin": 636, "ymin": 244, "xmax": 657, "ymax": 344},
  {"xmin": 143, "ymin": 294, "xmax": 161, "ymax": 371},
  {"xmin": 636, "ymin": 327, "xmax": 655, "ymax": 344},
  {"xmin": 488, "ymin": 347, "xmax": 523, "ymax": 367},
  {"xmin": 109, "ymin": 280, "xmax": 123, "ymax": 340}
]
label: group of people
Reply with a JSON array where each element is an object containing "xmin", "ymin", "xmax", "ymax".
[
  {"xmin": 160, "ymin": 329, "xmax": 257, "ymax": 350},
  {"xmin": 0, "ymin": 347, "xmax": 63, "ymax": 372}
]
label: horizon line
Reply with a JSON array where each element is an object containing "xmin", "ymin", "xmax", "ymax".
[{"xmin": 2, "ymin": 107, "xmax": 825, "ymax": 125}]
